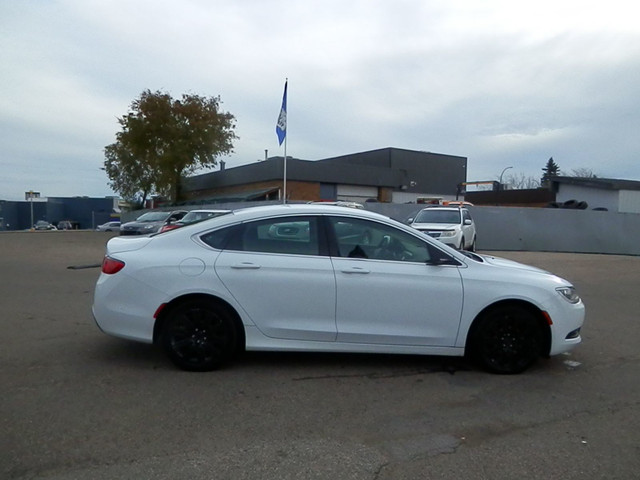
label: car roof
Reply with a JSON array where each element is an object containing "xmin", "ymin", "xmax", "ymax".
[
  {"xmin": 158, "ymin": 204, "xmax": 392, "ymax": 234},
  {"xmin": 229, "ymin": 203, "xmax": 387, "ymax": 221},
  {"xmin": 307, "ymin": 201, "xmax": 364, "ymax": 209},
  {"xmin": 186, "ymin": 209, "xmax": 231, "ymax": 213},
  {"xmin": 139, "ymin": 203, "xmax": 468, "ymax": 262}
]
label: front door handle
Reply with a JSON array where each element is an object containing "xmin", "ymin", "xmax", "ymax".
[{"xmin": 231, "ymin": 262, "xmax": 261, "ymax": 270}]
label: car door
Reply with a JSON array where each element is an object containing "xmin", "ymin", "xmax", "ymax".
[
  {"xmin": 327, "ymin": 216, "xmax": 464, "ymax": 346},
  {"xmin": 213, "ymin": 216, "xmax": 337, "ymax": 342}
]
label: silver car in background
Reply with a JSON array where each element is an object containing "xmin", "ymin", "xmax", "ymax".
[{"xmin": 409, "ymin": 206, "xmax": 477, "ymax": 251}]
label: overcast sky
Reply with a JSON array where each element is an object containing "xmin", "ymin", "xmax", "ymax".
[{"xmin": 2, "ymin": 0, "xmax": 639, "ymax": 201}]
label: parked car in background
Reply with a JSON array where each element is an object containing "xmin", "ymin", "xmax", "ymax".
[
  {"xmin": 34, "ymin": 220, "xmax": 56, "ymax": 230},
  {"xmin": 57, "ymin": 220, "xmax": 79, "ymax": 230},
  {"xmin": 408, "ymin": 206, "xmax": 477, "ymax": 251},
  {"xmin": 93, "ymin": 204, "xmax": 584, "ymax": 374},
  {"xmin": 96, "ymin": 221, "xmax": 121, "ymax": 232},
  {"xmin": 159, "ymin": 210, "xmax": 230, "ymax": 233},
  {"xmin": 443, "ymin": 201, "xmax": 474, "ymax": 207},
  {"xmin": 120, "ymin": 210, "xmax": 187, "ymax": 236}
]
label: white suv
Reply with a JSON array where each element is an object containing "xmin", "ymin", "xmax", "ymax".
[{"xmin": 409, "ymin": 206, "xmax": 477, "ymax": 251}]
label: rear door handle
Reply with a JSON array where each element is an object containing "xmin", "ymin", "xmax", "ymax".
[
  {"xmin": 231, "ymin": 262, "xmax": 261, "ymax": 270},
  {"xmin": 341, "ymin": 267, "xmax": 370, "ymax": 274}
]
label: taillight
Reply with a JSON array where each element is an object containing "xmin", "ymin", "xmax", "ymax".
[
  {"xmin": 160, "ymin": 224, "xmax": 179, "ymax": 233},
  {"xmin": 102, "ymin": 256, "xmax": 125, "ymax": 274}
]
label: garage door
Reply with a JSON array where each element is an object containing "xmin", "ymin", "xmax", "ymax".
[{"xmin": 336, "ymin": 185, "xmax": 378, "ymax": 202}]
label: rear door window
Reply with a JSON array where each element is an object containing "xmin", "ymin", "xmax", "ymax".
[{"xmin": 201, "ymin": 217, "xmax": 322, "ymax": 256}]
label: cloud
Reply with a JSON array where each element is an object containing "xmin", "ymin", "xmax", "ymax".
[{"xmin": 1, "ymin": 0, "xmax": 639, "ymax": 200}]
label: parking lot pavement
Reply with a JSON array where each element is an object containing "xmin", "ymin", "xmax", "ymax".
[{"xmin": 1, "ymin": 232, "xmax": 639, "ymax": 479}]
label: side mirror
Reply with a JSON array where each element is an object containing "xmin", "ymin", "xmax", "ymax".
[
  {"xmin": 427, "ymin": 255, "xmax": 459, "ymax": 266},
  {"xmin": 464, "ymin": 219, "xmax": 472, "ymax": 225}
]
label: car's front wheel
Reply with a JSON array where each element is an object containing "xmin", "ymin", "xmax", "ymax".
[
  {"xmin": 470, "ymin": 305, "xmax": 543, "ymax": 374},
  {"xmin": 161, "ymin": 299, "xmax": 239, "ymax": 371}
]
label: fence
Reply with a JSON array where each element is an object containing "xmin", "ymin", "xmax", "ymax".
[{"xmin": 122, "ymin": 202, "xmax": 640, "ymax": 256}]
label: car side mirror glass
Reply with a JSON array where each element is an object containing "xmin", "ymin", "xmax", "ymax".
[
  {"xmin": 427, "ymin": 255, "xmax": 460, "ymax": 266},
  {"xmin": 424, "ymin": 243, "xmax": 460, "ymax": 266}
]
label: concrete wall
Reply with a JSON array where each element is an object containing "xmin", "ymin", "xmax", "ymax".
[
  {"xmin": 619, "ymin": 190, "xmax": 640, "ymax": 214},
  {"xmin": 369, "ymin": 204, "xmax": 639, "ymax": 256},
  {"xmin": 122, "ymin": 202, "xmax": 640, "ymax": 256},
  {"xmin": 466, "ymin": 206, "xmax": 640, "ymax": 255},
  {"xmin": 556, "ymin": 184, "xmax": 618, "ymax": 211}
]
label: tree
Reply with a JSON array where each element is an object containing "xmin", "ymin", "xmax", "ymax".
[
  {"xmin": 570, "ymin": 168, "xmax": 598, "ymax": 178},
  {"xmin": 541, "ymin": 157, "xmax": 560, "ymax": 187},
  {"xmin": 504, "ymin": 172, "xmax": 540, "ymax": 189},
  {"xmin": 104, "ymin": 142, "xmax": 155, "ymax": 206},
  {"xmin": 104, "ymin": 90, "xmax": 237, "ymax": 205}
]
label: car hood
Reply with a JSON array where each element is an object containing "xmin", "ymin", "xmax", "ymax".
[
  {"xmin": 411, "ymin": 222, "xmax": 459, "ymax": 230},
  {"xmin": 475, "ymin": 254, "xmax": 550, "ymax": 275},
  {"xmin": 121, "ymin": 221, "xmax": 163, "ymax": 228}
]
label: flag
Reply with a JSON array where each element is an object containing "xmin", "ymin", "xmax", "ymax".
[{"xmin": 276, "ymin": 80, "xmax": 287, "ymax": 145}]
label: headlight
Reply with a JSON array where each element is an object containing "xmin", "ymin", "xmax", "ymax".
[
  {"xmin": 440, "ymin": 230, "xmax": 457, "ymax": 237},
  {"xmin": 142, "ymin": 224, "xmax": 156, "ymax": 230},
  {"xmin": 557, "ymin": 286, "xmax": 580, "ymax": 304}
]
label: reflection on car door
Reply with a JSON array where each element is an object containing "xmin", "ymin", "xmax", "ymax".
[
  {"xmin": 214, "ymin": 216, "xmax": 337, "ymax": 342},
  {"xmin": 328, "ymin": 217, "xmax": 464, "ymax": 346}
]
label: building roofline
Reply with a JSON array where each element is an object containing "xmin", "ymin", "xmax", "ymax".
[
  {"xmin": 183, "ymin": 147, "xmax": 468, "ymax": 197},
  {"xmin": 550, "ymin": 176, "xmax": 640, "ymax": 191}
]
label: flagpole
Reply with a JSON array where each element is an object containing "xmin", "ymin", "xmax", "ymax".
[
  {"xmin": 283, "ymin": 78, "xmax": 288, "ymax": 204},
  {"xmin": 283, "ymin": 129, "xmax": 287, "ymax": 204}
]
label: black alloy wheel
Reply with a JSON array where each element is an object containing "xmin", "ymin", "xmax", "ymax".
[
  {"xmin": 161, "ymin": 299, "xmax": 238, "ymax": 371},
  {"xmin": 471, "ymin": 305, "xmax": 543, "ymax": 374}
]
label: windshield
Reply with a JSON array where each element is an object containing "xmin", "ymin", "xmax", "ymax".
[
  {"xmin": 135, "ymin": 212, "xmax": 170, "ymax": 222},
  {"xmin": 414, "ymin": 209, "xmax": 461, "ymax": 224}
]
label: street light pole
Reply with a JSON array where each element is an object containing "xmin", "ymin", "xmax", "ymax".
[{"xmin": 499, "ymin": 166, "xmax": 513, "ymax": 191}]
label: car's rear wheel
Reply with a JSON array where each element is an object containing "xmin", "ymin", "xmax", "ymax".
[
  {"xmin": 470, "ymin": 305, "xmax": 543, "ymax": 374},
  {"xmin": 161, "ymin": 299, "xmax": 239, "ymax": 371}
]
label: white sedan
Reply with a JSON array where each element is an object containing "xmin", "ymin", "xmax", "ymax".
[{"xmin": 93, "ymin": 204, "xmax": 584, "ymax": 374}]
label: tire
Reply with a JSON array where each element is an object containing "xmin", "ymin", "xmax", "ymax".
[
  {"xmin": 161, "ymin": 299, "xmax": 239, "ymax": 371},
  {"xmin": 468, "ymin": 236, "xmax": 476, "ymax": 252},
  {"xmin": 470, "ymin": 305, "xmax": 543, "ymax": 374},
  {"xmin": 458, "ymin": 237, "xmax": 465, "ymax": 250}
]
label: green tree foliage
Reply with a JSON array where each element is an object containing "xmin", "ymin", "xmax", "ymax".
[
  {"xmin": 541, "ymin": 157, "xmax": 560, "ymax": 187},
  {"xmin": 104, "ymin": 90, "xmax": 237, "ymax": 206}
]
